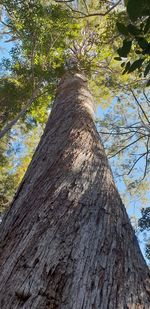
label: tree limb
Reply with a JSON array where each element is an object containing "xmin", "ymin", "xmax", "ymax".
[
  {"xmin": 60, "ymin": 0, "xmax": 121, "ymax": 18},
  {"xmin": 141, "ymin": 137, "xmax": 150, "ymax": 180},
  {"xmin": 131, "ymin": 89, "xmax": 150, "ymax": 125},
  {"xmin": 0, "ymin": 88, "xmax": 48, "ymax": 140},
  {"xmin": 108, "ymin": 136, "xmax": 145, "ymax": 159}
]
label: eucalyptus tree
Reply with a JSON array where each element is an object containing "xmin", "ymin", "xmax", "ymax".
[{"xmin": 0, "ymin": 1, "xmax": 150, "ymax": 308}]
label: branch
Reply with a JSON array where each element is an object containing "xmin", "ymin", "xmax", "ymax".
[
  {"xmin": 141, "ymin": 137, "xmax": 150, "ymax": 180},
  {"xmin": 99, "ymin": 130, "xmax": 136, "ymax": 135},
  {"xmin": 61, "ymin": 0, "xmax": 121, "ymax": 18},
  {"xmin": 83, "ymin": 0, "xmax": 89, "ymax": 14},
  {"xmin": 108, "ymin": 136, "xmax": 145, "ymax": 159},
  {"xmin": 143, "ymin": 90, "xmax": 150, "ymax": 107},
  {"xmin": 55, "ymin": 0, "xmax": 74, "ymax": 2},
  {"xmin": 127, "ymin": 152, "xmax": 147, "ymax": 175},
  {"xmin": 131, "ymin": 89, "xmax": 150, "ymax": 124},
  {"xmin": 0, "ymin": 88, "xmax": 48, "ymax": 140}
]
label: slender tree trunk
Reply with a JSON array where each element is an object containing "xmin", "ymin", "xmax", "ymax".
[{"xmin": 0, "ymin": 73, "xmax": 150, "ymax": 309}]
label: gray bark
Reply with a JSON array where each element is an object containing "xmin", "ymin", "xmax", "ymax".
[{"xmin": 0, "ymin": 72, "xmax": 150, "ymax": 309}]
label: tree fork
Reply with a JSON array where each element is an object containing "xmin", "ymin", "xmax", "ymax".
[{"xmin": 0, "ymin": 73, "xmax": 150, "ymax": 308}]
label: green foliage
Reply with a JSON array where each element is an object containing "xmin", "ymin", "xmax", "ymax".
[
  {"xmin": 117, "ymin": 39, "xmax": 132, "ymax": 58},
  {"xmin": 138, "ymin": 207, "xmax": 150, "ymax": 261},
  {"xmin": 0, "ymin": 0, "xmax": 130, "ymax": 126},
  {"xmin": 127, "ymin": 0, "xmax": 150, "ymax": 21},
  {"xmin": 0, "ymin": 0, "xmax": 83, "ymax": 130},
  {"xmin": 0, "ymin": 136, "xmax": 16, "ymax": 214},
  {"xmin": 0, "ymin": 76, "xmax": 32, "ymax": 129},
  {"xmin": 139, "ymin": 207, "xmax": 150, "ymax": 231},
  {"xmin": 0, "ymin": 124, "xmax": 42, "ymax": 214},
  {"xmin": 116, "ymin": 0, "xmax": 150, "ymax": 84}
]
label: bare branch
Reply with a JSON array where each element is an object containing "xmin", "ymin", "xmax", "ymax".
[
  {"xmin": 143, "ymin": 90, "xmax": 150, "ymax": 107},
  {"xmin": 99, "ymin": 130, "xmax": 137, "ymax": 135},
  {"xmin": 127, "ymin": 152, "xmax": 147, "ymax": 175},
  {"xmin": 141, "ymin": 137, "xmax": 150, "ymax": 180},
  {"xmin": 108, "ymin": 136, "xmax": 145, "ymax": 159},
  {"xmin": 131, "ymin": 89, "xmax": 150, "ymax": 125}
]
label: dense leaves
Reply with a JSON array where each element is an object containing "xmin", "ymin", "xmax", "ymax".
[
  {"xmin": 116, "ymin": 0, "xmax": 150, "ymax": 84},
  {"xmin": 127, "ymin": 0, "xmax": 150, "ymax": 21}
]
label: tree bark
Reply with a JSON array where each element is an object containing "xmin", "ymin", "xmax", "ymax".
[{"xmin": 0, "ymin": 72, "xmax": 150, "ymax": 309}]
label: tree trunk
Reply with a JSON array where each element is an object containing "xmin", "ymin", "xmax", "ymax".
[{"xmin": 0, "ymin": 73, "xmax": 150, "ymax": 309}]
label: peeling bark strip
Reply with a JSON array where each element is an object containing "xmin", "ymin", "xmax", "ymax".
[{"xmin": 0, "ymin": 73, "xmax": 150, "ymax": 309}]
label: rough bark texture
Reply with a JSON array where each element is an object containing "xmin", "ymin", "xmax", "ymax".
[{"xmin": 0, "ymin": 73, "xmax": 150, "ymax": 309}]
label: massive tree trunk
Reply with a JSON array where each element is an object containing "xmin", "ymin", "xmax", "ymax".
[{"xmin": 0, "ymin": 73, "xmax": 150, "ymax": 309}]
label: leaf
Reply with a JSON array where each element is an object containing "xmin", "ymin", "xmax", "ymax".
[
  {"xmin": 142, "ymin": 43, "xmax": 150, "ymax": 55},
  {"xmin": 127, "ymin": 0, "xmax": 150, "ymax": 21},
  {"xmin": 135, "ymin": 50, "xmax": 142, "ymax": 54},
  {"xmin": 127, "ymin": 24, "xmax": 141, "ymax": 35},
  {"xmin": 114, "ymin": 57, "xmax": 122, "ymax": 61},
  {"xmin": 127, "ymin": 0, "xmax": 143, "ymax": 20},
  {"xmin": 137, "ymin": 37, "xmax": 149, "ymax": 50},
  {"xmin": 122, "ymin": 61, "xmax": 131, "ymax": 74},
  {"xmin": 144, "ymin": 17, "xmax": 150, "ymax": 34},
  {"xmin": 121, "ymin": 62, "xmax": 126, "ymax": 67},
  {"xmin": 144, "ymin": 62, "xmax": 150, "ymax": 77},
  {"xmin": 146, "ymin": 80, "xmax": 150, "ymax": 87},
  {"xmin": 117, "ymin": 40, "xmax": 132, "ymax": 58},
  {"xmin": 128, "ymin": 58, "xmax": 144, "ymax": 73},
  {"xmin": 117, "ymin": 22, "xmax": 128, "ymax": 35}
]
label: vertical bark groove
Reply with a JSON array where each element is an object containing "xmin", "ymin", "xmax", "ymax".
[{"xmin": 0, "ymin": 72, "xmax": 150, "ymax": 308}]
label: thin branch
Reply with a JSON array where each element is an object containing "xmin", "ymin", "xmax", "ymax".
[
  {"xmin": 61, "ymin": 0, "xmax": 121, "ymax": 18},
  {"xmin": 55, "ymin": 0, "xmax": 74, "ymax": 2},
  {"xmin": 108, "ymin": 136, "xmax": 145, "ymax": 159},
  {"xmin": 143, "ymin": 89, "xmax": 150, "ymax": 107},
  {"xmin": 141, "ymin": 137, "xmax": 150, "ymax": 180},
  {"xmin": 63, "ymin": 4, "xmax": 87, "ymax": 16},
  {"xmin": 0, "ymin": 88, "xmax": 48, "ymax": 140},
  {"xmin": 137, "ymin": 109, "xmax": 150, "ymax": 134},
  {"xmin": 83, "ymin": 0, "xmax": 89, "ymax": 14},
  {"xmin": 127, "ymin": 152, "xmax": 147, "ymax": 175},
  {"xmin": 99, "ymin": 130, "xmax": 137, "ymax": 135},
  {"xmin": 131, "ymin": 89, "xmax": 150, "ymax": 124}
]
